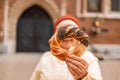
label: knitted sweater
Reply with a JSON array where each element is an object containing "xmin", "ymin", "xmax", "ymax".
[{"xmin": 30, "ymin": 51, "xmax": 102, "ymax": 80}]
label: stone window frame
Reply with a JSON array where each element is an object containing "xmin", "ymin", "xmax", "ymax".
[{"xmin": 76, "ymin": 0, "xmax": 120, "ymax": 19}]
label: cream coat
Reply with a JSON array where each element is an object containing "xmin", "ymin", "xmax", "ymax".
[{"xmin": 30, "ymin": 51, "xmax": 102, "ymax": 80}]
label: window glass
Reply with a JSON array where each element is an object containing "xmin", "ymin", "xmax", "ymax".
[
  {"xmin": 111, "ymin": 0, "xmax": 120, "ymax": 11},
  {"xmin": 87, "ymin": 0, "xmax": 101, "ymax": 12}
]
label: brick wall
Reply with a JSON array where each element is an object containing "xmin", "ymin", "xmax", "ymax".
[
  {"xmin": 0, "ymin": 0, "xmax": 4, "ymax": 42},
  {"xmin": 79, "ymin": 18, "xmax": 120, "ymax": 44},
  {"xmin": 4, "ymin": 0, "xmax": 120, "ymax": 44},
  {"xmin": 53, "ymin": 0, "xmax": 61, "ymax": 10},
  {"xmin": 9, "ymin": 0, "xmax": 16, "ymax": 7},
  {"xmin": 54, "ymin": 0, "xmax": 120, "ymax": 44},
  {"xmin": 66, "ymin": 0, "xmax": 76, "ymax": 16}
]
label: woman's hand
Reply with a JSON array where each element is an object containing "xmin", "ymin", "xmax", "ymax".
[{"xmin": 65, "ymin": 54, "xmax": 88, "ymax": 80}]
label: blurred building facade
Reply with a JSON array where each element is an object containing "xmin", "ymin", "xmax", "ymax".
[{"xmin": 0, "ymin": 0, "xmax": 120, "ymax": 54}]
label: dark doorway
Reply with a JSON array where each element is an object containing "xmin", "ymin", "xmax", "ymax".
[{"xmin": 17, "ymin": 5, "xmax": 54, "ymax": 52}]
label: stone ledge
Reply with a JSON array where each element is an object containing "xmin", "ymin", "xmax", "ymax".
[{"xmin": 0, "ymin": 44, "xmax": 7, "ymax": 54}]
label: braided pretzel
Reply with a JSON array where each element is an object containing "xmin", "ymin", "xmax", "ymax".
[{"xmin": 49, "ymin": 25, "xmax": 89, "ymax": 60}]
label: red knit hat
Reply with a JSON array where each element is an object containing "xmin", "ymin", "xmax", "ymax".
[{"xmin": 54, "ymin": 15, "xmax": 80, "ymax": 31}]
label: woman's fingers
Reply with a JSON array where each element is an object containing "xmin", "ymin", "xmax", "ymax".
[
  {"xmin": 66, "ymin": 61, "xmax": 82, "ymax": 78},
  {"xmin": 66, "ymin": 57, "xmax": 88, "ymax": 79},
  {"xmin": 67, "ymin": 54, "xmax": 88, "ymax": 69}
]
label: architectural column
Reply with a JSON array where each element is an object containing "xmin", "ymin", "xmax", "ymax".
[
  {"xmin": 103, "ymin": 0, "xmax": 110, "ymax": 18},
  {"xmin": 61, "ymin": 0, "xmax": 66, "ymax": 16},
  {"xmin": 76, "ymin": 0, "xmax": 82, "ymax": 17},
  {"xmin": 3, "ymin": 0, "xmax": 10, "ymax": 54}
]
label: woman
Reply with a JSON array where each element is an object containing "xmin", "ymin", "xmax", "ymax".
[{"xmin": 30, "ymin": 15, "xmax": 102, "ymax": 80}]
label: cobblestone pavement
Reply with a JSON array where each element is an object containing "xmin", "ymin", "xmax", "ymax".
[
  {"xmin": 0, "ymin": 53, "xmax": 120, "ymax": 80},
  {"xmin": 0, "ymin": 53, "xmax": 42, "ymax": 80},
  {"xmin": 100, "ymin": 60, "xmax": 120, "ymax": 80}
]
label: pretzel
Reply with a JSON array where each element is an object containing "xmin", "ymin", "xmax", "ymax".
[{"xmin": 49, "ymin": 25, "xmax": 89, "ymax": 60}]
